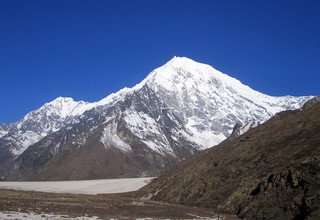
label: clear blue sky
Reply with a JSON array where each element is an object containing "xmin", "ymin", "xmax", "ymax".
[{"xmin": 0, "ymin": 0, "xmax": 319, "ymax": 124}]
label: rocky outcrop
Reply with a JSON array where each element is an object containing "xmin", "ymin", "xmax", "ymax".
[
  {"xmin": 227, "ymin": 121, "xmax": 260, "ymax": 140},
  {"xmin": 302, "ymin": 96, "xmax": 320, "ymax": 110}
]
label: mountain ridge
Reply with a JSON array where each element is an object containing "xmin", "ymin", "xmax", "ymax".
[{"xmin": 0, "ymin": 57, "xmax": 313, "ymax": 180}]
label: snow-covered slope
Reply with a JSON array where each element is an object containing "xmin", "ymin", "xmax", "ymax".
[
  {"xmin": 0, "ymin": 57, "xmax": 313, "ymax": 180},
  {"xmin": 0, "ymin": 97, "xmax": 95, "ymax": 156},
  {"xmin": 101, "ymin": 56, "xmax": 310, "ymax": 149}
]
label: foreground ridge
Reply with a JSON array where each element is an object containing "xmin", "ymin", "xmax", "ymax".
[{"xmin": 139, "ymin": 101, "xmax": 320, "ymax": 219}]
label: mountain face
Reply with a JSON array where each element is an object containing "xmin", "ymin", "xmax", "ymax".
[
  {"xmin": 0, "ymin": 98, "xmax": 95, "ymax": 172},
  {"xmin": 0, "ymin": 57, "xmax": 312, "ymax": 180},
  {"xmin": 138, "ymin": 101, "xmax": 320, "ymax": 220},
  {"xmin": 0, "ymin": 98, "xmax": 93, "ymax": 154}
]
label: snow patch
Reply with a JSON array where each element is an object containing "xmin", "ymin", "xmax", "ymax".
[
  {"xmin": 0, "ymin": 132, "xmax": 8, "ymax": 139},
  {"xmin": 11, "ymin": 131, "xmax": 44, "ymax": 155},
  {"xmin": 124, "ymin": 110, "xmax": 176, "ymax": 156},
  {"xmin": 100, "ymin": 122, "xmax": 131, "ymax": 152}
]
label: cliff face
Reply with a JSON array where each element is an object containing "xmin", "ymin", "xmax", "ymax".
[{"xmin": 139, "ymin": 103, "xmax": 320, "ymax": 219}]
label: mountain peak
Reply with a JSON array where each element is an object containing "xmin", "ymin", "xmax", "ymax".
[
  {"xmin": 42, "ymin": 97, "xmax": 90, "ymax": 118},
  {"xmin": 166, "ymin": 56, "xmax": 194, "ymax": 64},
  {"xmin": 145, "ymin": 57, "xmax": 256, "ymax": 97},
  {"xmin": 51, "ymin": 96, "xmax": 75, "ymax": 103},
  {"xmin": 163, "ymin": 56, "xmax": 208, "ymax": 70},
  {"xmin": 3, "ymin": 96, "xmax": 95, "ymax": 156},
  {"xmin": 0, "ymin": 57, "xmax": 312, "ymax": 179}
]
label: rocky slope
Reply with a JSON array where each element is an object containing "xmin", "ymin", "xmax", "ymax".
[
  {"xmin": 0, "ymin": 57, "xmax": 312, "ymax": 180},
  {"xmin": 138, "ymin": 99, "xmax": 320, "ymax": 219}
]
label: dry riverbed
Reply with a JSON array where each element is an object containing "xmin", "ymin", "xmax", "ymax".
[
  {"xmin": 0, "ymin": 178, "xmax": 153, "ymax": 195},
  {"xmin": 0, "ymin": 189, "xmax": 237, "ymax": 219},
  {"xmin": 0, "ymin": 178, "xmax": 237, "ymax": 219}
]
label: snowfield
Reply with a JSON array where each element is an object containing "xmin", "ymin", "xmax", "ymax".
[{"xmin": 0, "ymin": 177, "xmax": 153, "ymax": 195}]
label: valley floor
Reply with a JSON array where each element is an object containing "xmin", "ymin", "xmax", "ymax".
[
  {"xmin": 0, "ymin": 178, "xmax": 153, "ymax": 195},
  {"xmin": 0, "ymin": 189, "xmax": 237, "ymax": 219}
]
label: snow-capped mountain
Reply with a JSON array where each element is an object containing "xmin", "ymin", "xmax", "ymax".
[
  {"xmin": 0, "ymin": 57, "xmax": 312, "ymax": 180},
  {"xmin": 0, "ymin": 97, "xmax": 93, "ymax": 155}
]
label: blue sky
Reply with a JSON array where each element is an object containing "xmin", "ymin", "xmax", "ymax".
[{"xmin": 0, "ymin": 0, "xmax": 319, "ymax": 124}]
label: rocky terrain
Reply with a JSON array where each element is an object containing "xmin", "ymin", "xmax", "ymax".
[
  {"xmin": 138, "ymin": 99, "xmax": 320, "ymax": 219},
  {"xmin": 0, "ymin": 57, "xmax": 312, "ymax": 180},
  {"xmin": 0, "ymin": 189, "xmax": 238, "ymax": 219}
]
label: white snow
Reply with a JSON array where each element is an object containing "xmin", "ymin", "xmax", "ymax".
[
  {"xmin": 123, "ymin": 110, "xmax": 175, "ymax": 156},
  {"xmin": 138, "ymin": 57, "xmax": 312, "ymax": 148},
  {"xmin": 11, "ymin": 131, "xmax": 43, "ymax": 155},
  {"xmin": 100, "ymin": 121, "xmax": 131, "ymax": 152},
  {"xmin": 148, "ymin": 56, "xmax": 310, "ymax": 116},
  {"xmin": 19, "ymin": 97, "xmax": 93, "ymax": 124},
  {"xmin": 0, "ymin": 177, "xmax": 153, "ymax": 195},
  {"xmin": 184, "ymin": 125, "xmax": 226, "ymax": 149},
  {"xmin": 45, "ymin": 97, "xmax": 93, "ymax": 118},
  {"xmin": 239, "ymin": 121, "xmax": 260, "ymax": 136},
  {"xmin": 0, "ymin": 130, "xmax": 8, "ymax": 138}
]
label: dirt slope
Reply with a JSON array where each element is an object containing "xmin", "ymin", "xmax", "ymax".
[{"xmin": 138, "ymin": 102, "xmax": 320, "ymax": 219}]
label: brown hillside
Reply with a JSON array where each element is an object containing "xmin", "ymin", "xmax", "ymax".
[{"xmin": 138, "ymin": 103, "xmax": 320, "ymax": 219}]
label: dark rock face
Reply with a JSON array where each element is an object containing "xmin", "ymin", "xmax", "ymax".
[
  {"xmin": 138, "ymin": 103, "xmax": 320, "ymax": 219},
  {"xmin": 223, "ymin": 164, "xmax": 320, "ymax": 219}
]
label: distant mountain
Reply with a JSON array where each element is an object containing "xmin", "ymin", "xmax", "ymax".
[
  {"xmin": 138, "ymin": 98, "xmax": 320, "ymax": 219},
  {"xmin": 0, "ymin": 57, "xmax": 312, "ymax": 180}
]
